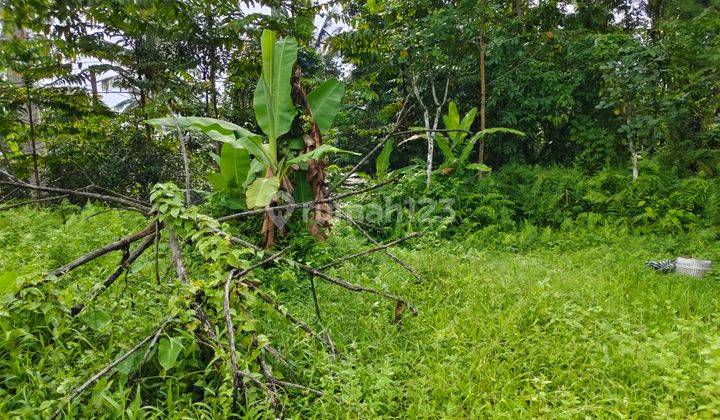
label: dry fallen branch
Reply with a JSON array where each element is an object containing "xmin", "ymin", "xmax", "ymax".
[
  {"xmin": 336, "ymin": 211, "xmax": 422, "ymax": 283},
  {"xmin": 16, "ymin": 222, "xmax": 158, "ymax": 296},
  {"xmin": 242, "ymin": 280, "xmax": 336, "ymax": 352},
  {"xmin": 222, "ymin": 230, "xmax": 416, "ymax": 315},
  {"xmin": 223, "ymin": 270, "xmax": 246, "ymax": 412},
  {"xmin": 70, "ymin": 232, "xmax": 158, "ymax": 316},
  {"xmin": 319, "ymin": 232, "xmax": 422, "ymax": 270},
  {"xmin": 0, "ymin": 179, "xmax": 151, "ymax": 213},
  {"xmin": 0, "ymin": 194, "xmax": 68, "ymax": 211},
  {"xmin": 51, "ymin": 316, "xmax": 175, "ymax": 419}
]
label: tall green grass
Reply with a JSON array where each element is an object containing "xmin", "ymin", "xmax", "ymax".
[{"xmin": 1, "ymin": 205, "xmax": 719, "ymax": 417}]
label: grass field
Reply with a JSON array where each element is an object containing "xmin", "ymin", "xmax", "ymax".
[{"xmin": 1, "ymin": 205, "xmax": 720, "ymax": 418}]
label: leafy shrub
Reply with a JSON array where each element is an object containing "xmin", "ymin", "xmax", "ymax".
[
  {"xmin": 363, "ymin": 161, "xmax": 720, "ymax": 239},
  {"xmin": 43, "ymin": 117, "xmax": 189, "ymax": 198}
]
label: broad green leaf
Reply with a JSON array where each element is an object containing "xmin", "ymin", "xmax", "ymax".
[
  {"xmin": 82, "ymin": 308, "xmax": 110, "ymax": 331},
  {"xmin": 246, "ymin": 176, "xmax": 280, "ymax": 208},
  {"xmin": 459, "ymin": 132, "xmax": 482, "ymax": 164},
  {"xmin": 307, "ymin": 78, "xmax": 345, "ymax": 134},
  {"xmin": 444, "ymin": 101, "xmax": 461, "ymax": 141},
  {"xmin": 0, "ymin": 271, "xmax": 17, "ymax": 295},
  {"xmin": 157, "ymin": 337, "xmax": 183, "ymax": 371},
  {"xmin": 232, "ymin": 134, "xmax": 272, "ymax": 168},
  {"xmin": 435, "ymin": 134, "xmax": 456, "ymax": 163},
  {"xmin": 288, "ymin": 137, "xmax": 305, "ymax": 150},
  {"xmin": 245, "ymin": 159, "xmax": 265, "ymax": 188},
  {"xmin": 459, "ymin": 107, "xmax": 478, "ymax": 139},
  {"xmin": 460, "ymin": 107, "xmax": 478, "ymax": 130},
  {"xmin": 287, "ymin": 144, "xmax": 358, "ymax": 165},
  {"xmin": 466, "ymin": 163, "xmax": 492, "ymax": 172},
  {"xmin": 446, "ymin": 101, "xmax": 460, "ymax": 128},
  {"xmin": 253, "ymin": 31, "xmax": 298, "ymax": 141},
  {"xmin": 207, "ymin": 172, "xmax": 228, "ymax": 193},
  {"xmin": 219, "ymin": 142, "xmax": 250, "ymax": 188},
  {"xmin": 292, "ymin": 170, "xmax": 314, "ymax": 203},
  {"xmin": 376, "ymin": 138, "xmax": 394, "ymax": 179},
  {"xmin": 145, "ymin": 117, "xmax": 256, "ymax": 142},
  {"xmin": 116, "ymin": 351, "xmax": 139, "ymax": 376}
]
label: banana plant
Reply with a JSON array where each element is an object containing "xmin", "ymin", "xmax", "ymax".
[
  {"xmin": 147, "ymin": 30, "xmax": 352, "ymax": 243},
  {"xmin": 435, "ymin": 101, "xmax": 524, "ymax": 175}
]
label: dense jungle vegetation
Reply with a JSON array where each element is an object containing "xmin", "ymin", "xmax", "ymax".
[{"xmin": 1, "ymin": 0, "xmax": 719, "ymax": 418}]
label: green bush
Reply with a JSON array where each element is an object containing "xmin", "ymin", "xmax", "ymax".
[{"xmin": 360, "ymin": 162, "xmax": 720, "ymax": 239}]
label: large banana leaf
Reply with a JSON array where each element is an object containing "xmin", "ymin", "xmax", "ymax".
[
  {"xmin": 231, "ymin": 134, "xmax": 272, "ymax": 169},
  {"xmin": 286, "ymin": 144, "xmax": 358, "ymax": 165},
  {"xmin": 307, "ymin": 78, "xmax": 345, "ymax": 134},
  {"xmin": 219, "ymin": 142, "xmax": 251, "ymax": 189},
  {"xmin": 292, "ymin": 170, "xmax": 314, "ymax": 203},
  {"xmin": 253, "ymin": 30, "xmax": 298, "ymax": 142},
  {"xmin": 246, "ymin": 176, "xmax": 280, "ymax": 209},
  {"xmin": 145, "ymin": 116, "xmax": 256, "ymax": 142}
]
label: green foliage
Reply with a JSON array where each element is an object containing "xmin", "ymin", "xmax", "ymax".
[
  {"xmin": 433, "ymin": 102, "xmax": 524, "ymax": 176},
  {"xmin": 148, "ymin": 30, "xmax": 348, "ymax": 212},
  {"xmin": 157, "ymin": 337, "xmax": 184, "ymax": 371},
  {"xmin": 254, "ymin": 30, "xmax": 298, "ymax": 149},
  {"xmin": 2, "ymin": 204, "xmax": 719, "ymax": 417},
  {"xmin": 306, "ymin": 78, "xmax": 345, "ymax": 135}
]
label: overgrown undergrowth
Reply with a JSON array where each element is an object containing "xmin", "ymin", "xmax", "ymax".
[{"xmin": 1, "ymin": 204, "xmax": 719, "ymax": 417}]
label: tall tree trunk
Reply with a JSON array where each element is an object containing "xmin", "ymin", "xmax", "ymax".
[
  {"xmin": 89, "ymin": 71, "xmax": 99, "ymax": 102},
  {"xmin": 411, "ymin": 74, "xmax": 449, "ymax": 189},
  {"xmin": 411, "ymin": 75, "xmax": 433, "ymax": 189},
  {"xmin": 514, "ymin": 0, "xmax": 524, "ymax": 16},
  {"xmin": 25, "ymin": 84, "xmax": 41, "ymax": 190},
  {"xmin": 478, "ymin": 39, "xmax": 487, "ymax": 170}
]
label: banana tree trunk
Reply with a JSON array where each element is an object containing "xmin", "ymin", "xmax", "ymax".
[{"xmin": 291, "ymin": 71, "xmax": 331, "ymax": 240}]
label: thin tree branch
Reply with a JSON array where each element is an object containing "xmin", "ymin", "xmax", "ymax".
[
  {"xmin": 44, "ymin": 223, "xmax": 157, "ymax": 282},
  {"xmin": 319, "ymin": 232, "xmax": 422, "ymax": 270},
  {"xmin": 329, "ymin": 94, "xmax": 411, "ymax": 193},
  {"xmin": 70, "ymin": 232, "xmax": 157, "ymax": 316},
  {"xmin": 241, "ymin": 280, "xmax": 335, "ymax": 351},
  {"xmin": 51, "ymin": 316, "xmax": 174, "ymax": 419},
  {"xmin": 166, "ymin": 104, "xmax": 192, "ymax": 206},
  {"xmin": 218, "ymin": 177, "xmax": 397, "ymax": 222},
  {"xmin": 336, "ymin": 211, "xmax": 422, "ymax": 283},
  {"xmin": 223, "ymin": 270, "xmax": 246, "ymax": 412},
  {"xmin": 0, "ymin": 180, "xmax": 151, "ymax": 213},
  {"xmin": 222, "ymin": 231, "xmax": 417, "ymax": 315},
  {"xmin": 0, "ymin": 194, "xmax": 68, "ymax": 211}
]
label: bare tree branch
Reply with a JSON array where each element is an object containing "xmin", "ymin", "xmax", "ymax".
[
  {"xmin": 319, "ymin": 232, "xmax": 422, "ymax": 270},
  {"xmin": 336, "ymin": 211, "xmax": 422, "ymax": 283},
  {"xmin": 0, "ymin": 180, "xmax": 151, "ymax": 213},
  {"xmin": 0, "ymin": 194, "xmax": 68, "ymax": 211},
  {"xmin": 329, "ymin": 94, "xmax": 411, "ymax": 193},
  {"xmin": 51, "ymin": 316, "xmax": 174, "ymax": 419},
  {"xmin": 46, "ymin": 223, "xmax": 157, "ymax": 282},
  {"xmin": 218, "ymin": 177, "xmax": 397, "ymax": 222},
  {"xmin": 71, "ymin": 232, "xmax": 157, "ymax": 316}
]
